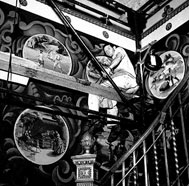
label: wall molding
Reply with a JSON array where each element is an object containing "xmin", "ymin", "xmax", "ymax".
[{"xmin": 141, "ymin": 0, "xmax": 189, "ymax": 48}]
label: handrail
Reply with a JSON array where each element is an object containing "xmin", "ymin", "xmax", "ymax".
[
  {"xmin": 99, "ymin": 69, "xmax": 189, "ymax": 185},
  {"xmin": 171, "ymin": 162, "xmax": 189, "ymax": 186}
]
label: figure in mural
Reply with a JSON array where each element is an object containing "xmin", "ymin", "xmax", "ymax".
[
  {"xmin": 52, "ymin": 131, "xmax": 65, "ymax": 155},
  {"xmin": 48, "ymin": 50, "xmax": 64, "ymax": 73},
  {"xmin": 53, "ymin": 53, "xmax": 64, "ymax": 73},
  {"xmin": 38, "ymin": 50, "xmax": 45, "ymax": 67},
  {"xmin": 159, "ymin": 67, "xmax": 180, "ymax": 91},
  {"xmin": 88, "ymin": 45, "xmax": 139, "ymax": 142}
]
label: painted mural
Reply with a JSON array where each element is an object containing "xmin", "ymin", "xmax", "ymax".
[
  {"xmin": 0, "ymin": 2, "xmax": 189, "ymax": 186},
  {"xmin": 14, "ymin": 107, "xmax": 70, "ymax": 165},
  {"xmin": 147, "ymin": 50, "xmax": 185, "ymax": 99},
  {"xmin": 23, "ymin": 34, "xmax": 72, "ymax": 74},
  {"xmin": 0, "ymin": 5, "xmax": 136, "ymax": 186}
]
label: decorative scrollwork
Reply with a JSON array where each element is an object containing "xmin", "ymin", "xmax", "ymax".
[
  {"xmin": 54, "ymin": 95, "xmax": 72, "ymax": 104},
  {"xmin": 0, "ymin": 10, "xmax": 19, "ymax": 52}
]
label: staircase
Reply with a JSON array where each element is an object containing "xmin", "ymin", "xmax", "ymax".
[{"xmin": 97, "ymin": 69, "xmax": 189, "ymax": 186}]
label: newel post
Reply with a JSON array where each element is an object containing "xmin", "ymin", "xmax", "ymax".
[{"xmin": 71, "ymin": 132, "xmax": 97, "ymax": 186}]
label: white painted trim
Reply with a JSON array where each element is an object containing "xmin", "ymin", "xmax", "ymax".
[
  {"xmin": 141, "ymin": 4, "xmax": 189, "ymax": 49},
  {"xmin": 0, "ymin": 70, "xmax": 29, "ymax": 85},
  {"xmin": 0, "ymin": 0, "xmax": 136, "ymax": 51}
]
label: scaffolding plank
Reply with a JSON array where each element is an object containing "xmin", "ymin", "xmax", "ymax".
[{"xmin": 0, "ymin": 51, "xmax": 129, "ymax": 102}]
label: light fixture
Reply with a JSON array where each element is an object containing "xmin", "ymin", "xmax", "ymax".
[
  {"xmin": 145, "ymin": 50, "xmax": 163, "ymax": 71},
  {"xmin": 0, "ymin": 70, "xmax": 29, "ymax": 86}
]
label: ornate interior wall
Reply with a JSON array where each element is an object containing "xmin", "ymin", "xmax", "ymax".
[{"xmin": 0, "ymin": 1, "xmax": 189, "ymax": 186}]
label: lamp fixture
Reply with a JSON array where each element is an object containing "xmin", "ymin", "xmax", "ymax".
[{"xmin": 145, "ymin": 51, "xmax": 163, "ymax": 71}]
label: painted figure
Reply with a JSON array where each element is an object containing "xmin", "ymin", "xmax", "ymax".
[
  {"xmin": 38, "ymin": 50, "xmax": 44, "ymax": 67},
  {"xmin": 52, "ymin": 131, "xmax": 64, "ymax": 155},
  {"xmin": 48, "ymin": 50, "xmax": 63, "ymax": 73}
]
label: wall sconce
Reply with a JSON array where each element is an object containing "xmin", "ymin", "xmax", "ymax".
[{"xmin": 145, "ymin": 51, "xmax": 163, "ymax": 71}]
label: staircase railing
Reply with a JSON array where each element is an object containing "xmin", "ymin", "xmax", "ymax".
[{"xmin": 98, "ymin": 68, "xmax": 189, "ymax": 186}]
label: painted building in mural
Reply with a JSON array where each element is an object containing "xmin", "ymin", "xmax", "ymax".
[{"xmin": 0, "ymin": 0, "xmax": 189, "ymax": 186}]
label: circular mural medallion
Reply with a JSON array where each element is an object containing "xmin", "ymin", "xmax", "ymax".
[
  {"xmin": 14, "ymin": 107, "xmax": 70, "ymax": 165},
  {"xmin": 23, "ymin": 34, "xmax": 72, "ymax": 75},
  {"xmin": 147, "ymin": 51, "xmax": 185, "ymax": 99}
]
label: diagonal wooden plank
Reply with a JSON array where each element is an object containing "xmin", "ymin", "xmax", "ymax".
[{"xmin": 0, "ymin": 51, "xmax": 134, "ymax": 102}]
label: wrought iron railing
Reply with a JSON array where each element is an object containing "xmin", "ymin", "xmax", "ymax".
[{"xmin": 98, "ymin": 68, "xmax": 189, "ymax": 186}]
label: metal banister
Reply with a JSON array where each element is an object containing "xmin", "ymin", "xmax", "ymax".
[{"xmin": 99, "ymin": 68, "xmax": 189, "ymax": 185}]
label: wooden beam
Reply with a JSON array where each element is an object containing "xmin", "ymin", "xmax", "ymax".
[{"xmin": 0, "ymin": 51, "xmax": 134, "ymax": 102}]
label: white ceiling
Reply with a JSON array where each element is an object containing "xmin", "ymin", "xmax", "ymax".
[{"xmin": 115, "ymin": 0, "xmax": 149, "ymax": 11}]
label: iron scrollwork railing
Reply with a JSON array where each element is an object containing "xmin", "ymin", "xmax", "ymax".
[{"xmin": 98, "ymin": 68, "xmax": 189, "ymax": 186}]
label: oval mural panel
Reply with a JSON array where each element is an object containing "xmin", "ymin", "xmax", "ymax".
[
  {"xmin": 147, "ymin": 51, "xmax": 185, "ymax": 99},
  {"xmin": 14, "ymin": 107, "xmax": 70, "ymax": 165},
  {"xmin": 23, "ymin": 34, "xmax": 72, "ymax": 75}
]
